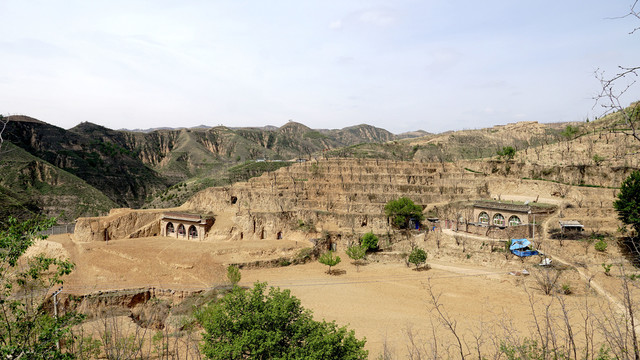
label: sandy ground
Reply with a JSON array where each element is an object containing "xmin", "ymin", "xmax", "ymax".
[
  {"xmin": 41, "ymin": 233, "xmax": 620, "ymax": 358},
  {"xmin": 47, "ymin": 234, "xmax": 307, "ymax": 293},
  {"xmin": 240, "ymin": 257, "xmax": 607, "ymax": 358}
]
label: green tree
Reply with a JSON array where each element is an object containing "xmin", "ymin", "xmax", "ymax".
[
  {"xmin": 613, "ymin": 170, "xmax": 640, "ymax": 235},
  {"xmin": 0, "ymin": 216, "xmax": 78, "ymax": 359},
  {"xmin": 384, "ymin": 197, "xmax": 425, "ymax": 229},
  {"xmin": 360, "ymin": 232, "xmax": 378, "ymax": 251},
  {"xmin": 318, "ymin": 251, "xmax": 341, "ymax": 274},
  {"xmin": 226, "ymin": 265, "xmax": 241, "ymax": 286},
  {"xmin": 196, "ymin": 282, "xmax": 367, "ymax": 360},
  {"xmin": 345, "ymin": 245, "xmax": 366, "ymax": 272},
  {"xmin": 408, "ymin": 248, "xmax": 427, "ymax": 270},
  {"xmin": 561, "ymin": 125, "xmax": 579, "ymax": 140},
  {"xmin": 496, "ymin": 146, "xmax": 516, "ymax": 161}
]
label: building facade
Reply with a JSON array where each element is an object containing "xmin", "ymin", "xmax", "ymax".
[{"xmin": 160, "ymin": 212, "xmax": 215, "ymax": 241}]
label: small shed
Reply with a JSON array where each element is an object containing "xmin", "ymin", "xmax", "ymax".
[
  {"xmin": 559, "ymin": 220, "xmax": 584, "ymax": 234},
  {"xmin": 510, "ymin": 238, "xmax": 539, "ymax": 257}
]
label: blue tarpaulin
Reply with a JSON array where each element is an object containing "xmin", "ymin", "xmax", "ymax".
[{"xmin": 510, "ymin": 238, "xmax": 539, "ymax": 257}]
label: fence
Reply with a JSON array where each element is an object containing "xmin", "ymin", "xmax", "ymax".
[{"xmin": 41, "ymin": 224, "xmax": 75, "ymax": 236}]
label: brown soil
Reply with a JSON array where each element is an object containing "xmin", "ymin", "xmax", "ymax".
[{"xmin": 46, "ymin": 232, "xmax": 628, "ymax": 358}]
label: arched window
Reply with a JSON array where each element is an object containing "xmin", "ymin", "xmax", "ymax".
[
  {"xmin": 177, "ymin": 224, "xmax": 186, "ymax": 236},
  {"xmin": 478, "ymin": 212, "xmax": 489, "ymax": 224},
  {"xmin": 508, "ymin": 216, "xmax": 521, "ymax": 226},
  {"xmin": 493, "ymin": 213, "xmax": 505, "ymax": 226},
  {"xmin": 166, "ymin": 222, "xmax": 174, "ymax": 234},
  {"xmin": 188, "ymin": 225, "xmax": 198, "ymax": 239}
]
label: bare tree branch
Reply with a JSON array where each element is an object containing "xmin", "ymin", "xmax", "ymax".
[{"xmin": 593, "ymin": 1, "xmax": 640, "ymax": 143}]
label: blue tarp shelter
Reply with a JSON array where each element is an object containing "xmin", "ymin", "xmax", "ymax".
[{"xmin": 510, "ymin": 238, "xmax": 539, "ymax": 257}]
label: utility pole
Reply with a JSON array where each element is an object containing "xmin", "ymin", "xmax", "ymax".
[{"xmin": 52, "ymin": 287, "xmax": 63, "ymax": 350}]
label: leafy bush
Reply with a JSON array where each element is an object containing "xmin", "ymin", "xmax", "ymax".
[
  {"xmin": 360, "ymin": 232, "xmax": 379, "ymax": 251},
  {"xmin": 196, "ymin": 282, "xmax": 368, "ymax": 359},
  {"xmin": 594, "ymin": 239, "xmax": 608, "ymax": 252}
]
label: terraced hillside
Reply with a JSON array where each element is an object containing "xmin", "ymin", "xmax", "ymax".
[{"xmin": 76, "ymin": 155, "xmax": 630, "ymax": 251}]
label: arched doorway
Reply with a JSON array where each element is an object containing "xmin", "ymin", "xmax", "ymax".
[
  {"xmin": 177, "ymin": 224, "xmax": 186, "ymax": 238},
  {"xmin": 188, "ymin": 225, "xmax": 198, "ymax": 239},
  {"xmin": 166, "ymin": 222, "xmax": 175, "ymax": 236}
]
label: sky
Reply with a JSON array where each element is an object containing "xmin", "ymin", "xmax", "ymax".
[{"xmin": 1, "ymin": 1, "xmax": 639, "ymax": 134}]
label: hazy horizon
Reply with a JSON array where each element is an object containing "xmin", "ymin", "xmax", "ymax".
[{"xmin": 2, "ymin": 1, "xmax": 638, "ymax": 133}]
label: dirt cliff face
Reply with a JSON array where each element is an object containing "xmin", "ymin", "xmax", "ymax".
[{"xmin": 74, "ymin": 208, "xmax": 164, "ymax": 242}]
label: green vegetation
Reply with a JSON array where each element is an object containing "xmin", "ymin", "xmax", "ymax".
[
  {"xmin": 496, "ymin": 146, "xmax": 516, "ymax": 160},
  {"xmin": 594, "ymin": 239, "xmax": 608, "ymax": 252},
  {"xmin": 318, "ymin": 251, "xmax": 341, "ymax": 274},
  {"xmin": 408, "ymin": 248, "xmax": 427, "ymax": 269},
  {"xmin": 602, "ymin": 263, "xmax": 612, "ymax": 276},
  {"xmin": 345, "ymin": 245, "xmax": 367, "ymax": 271},
  {"xmin": 303, "ymin": 130, "xmax": 328, "ymax": 140},
  {"xmin": 561, "ymin": 124, "xmax": 579, "ymax": 140},
  {"xmin": 228, "ymin": 161, "xmax": 292, "ymax": 183},
  {"xmin": 360, "ymin": 231, "xmax": 379, "ymax": 251},
  {"xmin": 0, "ymin": 216, "xmax": 78, "ymax": 359},
  {"xmin": 226, "ymin": 265, "xmax": 241, "ymax": 286},
  {"xmin": 196, "ymin": 282, "xmax": 367, "ymax": 360},
  {"xmin": 593, "ymin": 154, "xmax": 605, "ymax": 165},
  {"xmin": 0, "ymin": 142, "xmax": 117, "ymax": 221},
  {"xmin": 384, "ymin": 197, "xmax": 425, "ymax": 229},
  {"xmin": 613, "ymin": 170, "xmax": 640, "ymax": 235},
  {"xmin": 297, "ymin": 219, "xmax": 316, "ymax": 233},
  {"xmin": 464, "ymin": 167, "xmax": 486, "ymax": 175}
]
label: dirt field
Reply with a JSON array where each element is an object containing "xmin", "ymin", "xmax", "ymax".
[{"xmin": 41, "ymin": 233, "xmax": 626, "ymax": 358}]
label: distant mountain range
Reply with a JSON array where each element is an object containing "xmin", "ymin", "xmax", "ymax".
[
  {"xmin": 121, "ymin": 123, "xmax": 430, "ymax": 138},
  {"xmin": 0, "ymin": 116, "xmax": 425, "ymax": 220}
]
